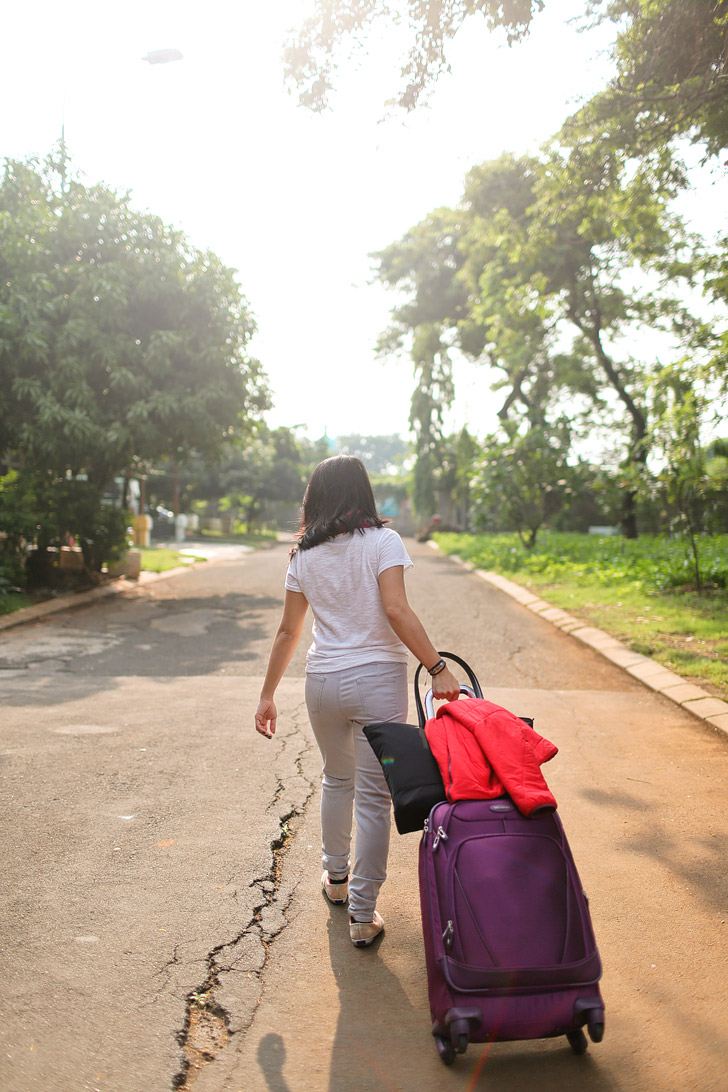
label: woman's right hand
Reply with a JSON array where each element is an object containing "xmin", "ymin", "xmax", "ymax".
[
  {"xmin": 255, "ymin": 697, "xmax": 277, "ymax": 738},
  {"xmin": 431, "ymin": 666, "xmax": 460, "ymax": 702}
]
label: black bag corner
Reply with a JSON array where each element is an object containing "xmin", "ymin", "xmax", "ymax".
[{"xmin": 362, "ymin": 721, "xmax": 446, "ymax": 834}]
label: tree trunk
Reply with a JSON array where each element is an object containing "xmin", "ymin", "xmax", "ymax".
[
  {"xmin": 572, "ymin": 294, "xmax": 649, "ymax": 539},
  {"xmin": 621, "ymin": 490, "xmax": 639, "ymax": 539}
]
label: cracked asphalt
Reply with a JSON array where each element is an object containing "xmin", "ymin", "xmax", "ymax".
[{"xmin": 1, "ymin": 539, "xmax": 727, "ymax": 1092}]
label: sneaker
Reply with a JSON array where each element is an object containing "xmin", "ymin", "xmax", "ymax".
[
  {"xmin": 349, "ymin": 910, "xmax": 384, "ymax": 947},
  {"xmin": 321, "ymin": 870, "xmax": 348, "ymax": 905}
]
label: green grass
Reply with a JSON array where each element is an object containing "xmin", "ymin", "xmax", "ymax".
[
  {"xmin": 0, "ymin": 591, "xmax": 35, "ymax": 616},
  {"xmin": 138, "ymin": 548, "xmax": 204, "ymax": 573},
  {"xmin": 196, "ymin": 529, "xmax": 279, "ymax": 546},
  {"xmin": 434, "ymin": 532, "xmax": 728, "ymax": 700}
]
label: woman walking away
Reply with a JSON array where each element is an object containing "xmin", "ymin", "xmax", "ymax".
[{"xmin": 255, "ymin": 455, "xmax": 459, "ymax": 948}]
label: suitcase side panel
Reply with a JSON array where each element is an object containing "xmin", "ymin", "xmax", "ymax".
[{"xmin": 418, "ymin": 818, "xmax": 455, "ymax": 1025}]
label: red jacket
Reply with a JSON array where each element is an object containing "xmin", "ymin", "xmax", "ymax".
[{"xmin": 424, "ymin": 698, "xmax": 558, "ymax": 816}]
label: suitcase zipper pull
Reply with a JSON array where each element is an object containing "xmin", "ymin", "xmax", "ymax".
[
  {"xmin": 442, "ymin": 920, "xmax": 454, "ymax": 948},
  {"xmin": 432, "ymin": 825, "xmax": 448, "ymax": 850}
]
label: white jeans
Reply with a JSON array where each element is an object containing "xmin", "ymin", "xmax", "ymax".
[{"xmin": 305, "ymin": 662, "xmax": 408, "ymax": 920}]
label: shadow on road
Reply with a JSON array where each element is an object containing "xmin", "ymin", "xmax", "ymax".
[
  {"xmin": 318, "ymin": 902, "xmax": 620, "ymax": 1092},
  {"xmin": 257, "ymin": 1034, "xmax": 292, "ymax": 1092},
  {"xmin": 582, "ymin": 785, "xmax": 728, "ymax": 916},
  {"xmin": 0, "ymin": 591, "xmax": 281, "ymax": 705}
]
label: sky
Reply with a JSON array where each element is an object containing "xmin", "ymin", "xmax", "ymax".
[{"xmin": 2, "ymin": 1, "xmax": 726, "ymax": 444}]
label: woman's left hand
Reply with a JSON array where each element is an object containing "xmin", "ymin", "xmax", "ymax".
[{"xmin": 255, "ymin": 698, "xmax": 277, "ymax": 738}]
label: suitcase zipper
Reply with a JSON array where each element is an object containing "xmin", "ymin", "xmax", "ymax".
[
  {"xmin": 433, "ymin": 825, "xmax": 449, "ymax": 850},
  {"xmin": 442, "ymin": 920, "xmax": 454, "ymax": 949}
]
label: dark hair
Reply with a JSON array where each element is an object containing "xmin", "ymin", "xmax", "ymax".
[{"xmin": 293, "ymin": 455, "xmax": 386, "ymax": 552}]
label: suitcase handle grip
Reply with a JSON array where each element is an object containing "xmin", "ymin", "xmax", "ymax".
[
  {"xmin": 424, "ymin": 683, "xmax": 477, "ymax": 720},
  {"xmin": 414, "ymin": 652, "xmax": 483, "ymax": 727}
]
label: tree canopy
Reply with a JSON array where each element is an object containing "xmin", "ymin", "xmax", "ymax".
[
  {"xmin": 284, "ymin": 0, "xmax": 543, "ymax": 111},
  {"xmin": 373, "ymin": 142, "xmax": 713, "ymax": 532},
  {"xmin": 0, "ymin": 153, "xmax": 269, "ymax": 489},
  {"xmin": 580, "ymin": 0, "xmax": 728, "ymax": 156},
  {"xmin": 285, "ymin": 0, "xmax": 728, "ymax": 161}
]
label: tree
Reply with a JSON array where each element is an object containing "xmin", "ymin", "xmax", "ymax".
[
  {"xmin": 0, "ymin": 152, "xmax": 270, "ymax": 572},
  {"xmin": 375, "ymin": 208, "xmax": 477, "ymax": 517},
  {"xmin": 376, "ymin": 146, "xmax": 698, "ymax": 536},
  {"xmin": 0, "ymin": 153, "xmax": 269, "ymax": 483},
  {"xmin": 173, "ymin": 427, "xmax": 329, "ymax": 533},
  {"xmin": 285, "ymin": 0, "xmax": 728, "ymax": 152},
  {"xmin": 580, "ymin": 0, "xmax": 728, "ymax": 157},
  {"xmin": 648, "ymin": 361, "xmax": 724, "ymax": 588},
  {"xmin": 470, "ymin": 422, "xmax": 573, "ymax": 546},
  {"xmin": 284, "ymin": 0, "xmax": 543, "ymax": 111}
]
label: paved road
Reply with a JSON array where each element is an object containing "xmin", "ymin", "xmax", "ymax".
[{"xmin": 1, "ymin": 540, "xmax": 726, "ymax": 1092}]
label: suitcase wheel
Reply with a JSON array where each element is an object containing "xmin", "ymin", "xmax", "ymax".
[
  {"xmin": 449, "ymin": 1018, "xmax": 470, "ymax": 1055},
  {"xmin": 434, "ymin": 1034, "xmax": 456, "ymax": 1065},
  {"xmin": 588, "ymin": 1019, "xmax": 605, "ymax": 1043},
  {"xmin": 567, "ymin": 1029, "xmax": 589, "ymax": 1055}
]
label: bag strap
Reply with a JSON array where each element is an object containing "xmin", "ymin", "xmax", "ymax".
[{"xmin": 414, "ymin": 652, "xmax": 483, "ymax": 727}]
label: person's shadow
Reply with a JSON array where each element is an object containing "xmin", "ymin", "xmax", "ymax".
[
  {"xmin": 325, "ymin": 908, "xmax": 424, "ymax": 1091},
  {"xmin": 256, "ymin": 901, "xmax": 620, "ymax": 1092},
  {"xmin": 256, "ymin": 1033, "xmax": 291, "ymax": 1092}
]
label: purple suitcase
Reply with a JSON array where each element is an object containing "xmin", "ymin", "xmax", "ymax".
[{"xmin": 419, "ymin": 796, "xmax": 605, "ymax": 1064}]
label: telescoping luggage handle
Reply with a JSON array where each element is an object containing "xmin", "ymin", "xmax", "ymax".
[{"xmin": 414, "ymin": 651, "xmax": 483, "ymax": 728}]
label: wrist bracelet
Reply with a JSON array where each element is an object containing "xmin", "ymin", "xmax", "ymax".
[{"xmin": 428, "ymin": 658, "xmax": 446, "ymax": 676}]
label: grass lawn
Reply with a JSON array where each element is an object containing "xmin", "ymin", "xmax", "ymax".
[
  {"xmin": 0, "ymin": 591, "xmax": 35, "ymax": 616},
  {"xmin": 434, "ymin": 532, "xmax": 728, "ymax": 701},
  {"xmin": 196, "ymin": 530, "xmax": 279, "ymax": 546},
  {"xmin": 138, "ymin": 547, "xmax": 204, "ymax": 573}
]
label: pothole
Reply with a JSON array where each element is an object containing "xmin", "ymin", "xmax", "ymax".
[{"xmin": 174, "ymin": 990, "xmax": 230, "ymax": 1088}]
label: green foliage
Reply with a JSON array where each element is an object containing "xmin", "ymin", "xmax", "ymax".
[
  {"xmin": 435, "ymin": 530, "xmax": 728, "ymax": 590},
  {"xmin": 374, "ymin": 146, "xmax": 699, "ymax": 535},
  {"xmin": 584, "ymin": 0, "xmax": 728, "ymax": 156},
  {"xmin": 0, "ymin": 467, "xmax": 131, "ymax": 585},
  {"xmin": 0, "ymin": 151, "xmax": 270, "ymax": 579},
  {"xmin": 285, "ymin": 0, "xmax": 728, "ymax": 163},
  {"xmin": 470, "ymin": 424, "xmax": 573, "ymax": 546},
  {"xmin": 0, "ymin": 152, "xmax": 269, "ymax": 490},
  {"xmin": 435, "ymin": 528, "xmax": 728, "ymax": 695},
  {"xmin": 168, "ymin": 426, "xmax": 331, "ymax": 532},
  {"xmin": 335, "ymin": 434, "xmax": 409, "ymax": 474},
  {"xmin": 0, "ymin": 471, "xmax": 40, "ymax": 581}
]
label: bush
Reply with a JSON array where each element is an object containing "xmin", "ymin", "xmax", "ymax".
[
  {"xmin": 434, "ymin": 531, "xmax": 728, "ymax": 592},
  {"xmin": 0, "ymin": 470, "xmax": 131, "ymax": 588}
]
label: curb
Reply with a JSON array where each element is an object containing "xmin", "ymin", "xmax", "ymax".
[
  {"xmin": 429, "ymin": 544, "xmax": 728, "ymax": 741},
  {"xmin": 0, "ymin": 564, "xmax": 193, "ymax": 633}
]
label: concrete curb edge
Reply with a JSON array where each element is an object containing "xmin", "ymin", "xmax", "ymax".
[
  {"xmin": 427, "ymin": 541, "xmax": 728, "ymax": 741},
  {"xmin": 0, "ymin": 563, "xmax": 195, "ymax": 633}
]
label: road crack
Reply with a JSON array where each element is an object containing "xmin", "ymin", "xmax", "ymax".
[{"xmin": 171, "ymin": 706, "xmax": 315, "ymax": 1089}]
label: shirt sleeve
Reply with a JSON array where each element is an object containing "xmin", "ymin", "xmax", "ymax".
[
  {"xmin": 285, "ymin": 553, "xmax": 301, "ymax": 592},
  {"xmin": 377, "ymin": 529, "xmax": 413, "ymax": 576}
]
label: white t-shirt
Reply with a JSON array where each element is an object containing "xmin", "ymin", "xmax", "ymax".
[{"xmin": 285, "ymin": 526, "xmax": 413, "ymax": 672}]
